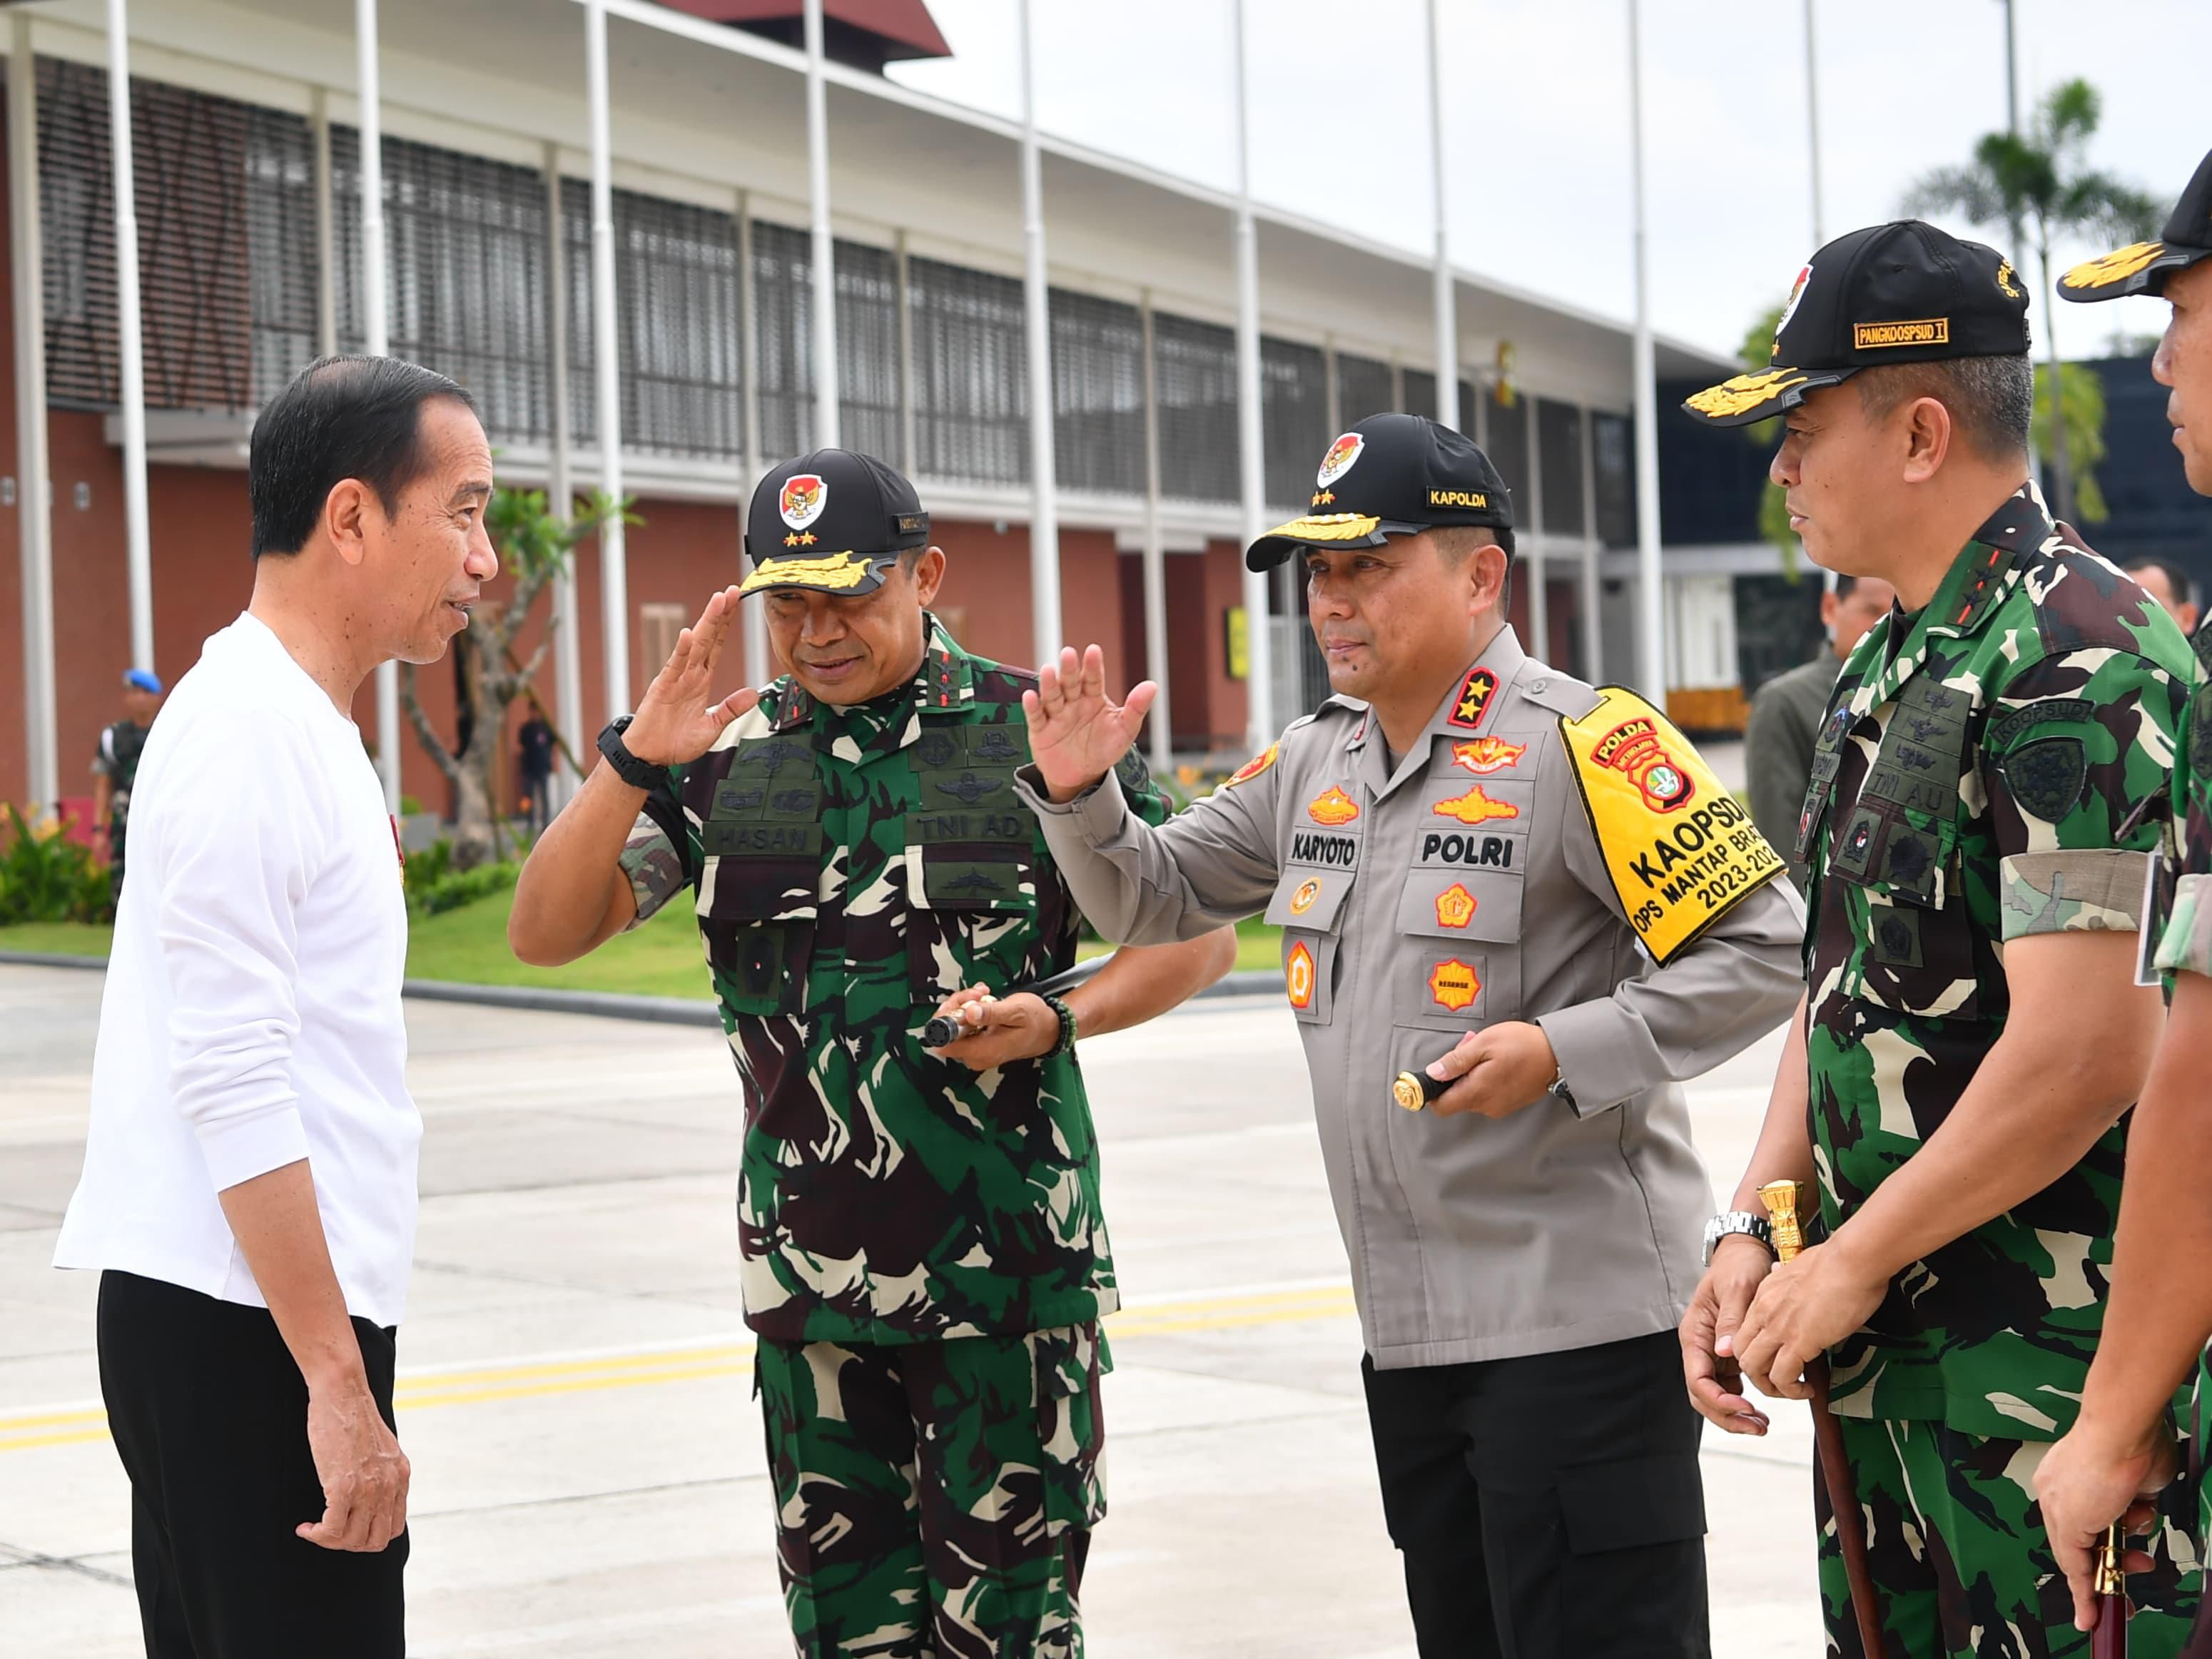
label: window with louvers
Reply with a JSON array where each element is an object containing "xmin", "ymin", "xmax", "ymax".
[
  {"xmin": 1486, "ymin": 392, "xmax": 1530, "ymax": 505},
  {"xmin": 750, "ymin": 220, "xmax": 812, "ymax": 461},
  {"xmin": 1050, "ymin": 289, "xmax": 1142, "ymax": 497},
  {"xmin": 559, "ymin": 178, "xmax": 741, "ymax": 458},
  {"xmin": 1152, "ymin": 311, "xmax": 1236, "ymax": 502},
  {"xmin": 1403, "ymin": 367, "xmax": 1436, "ymax": 422},
  {"xmin": 38, "ymin": 57, "xmax": 258, "ymax": 412},
  {"xmin": 1336, "ymin": 352, "xmax": 1394, "ymax": 425},
  {"xmin": 836, "ymin": 240, "xmax": 901, "ymax": 469},
  {"xmin": 1594, "ymin": 412, "xmax": 1635, "ymax": 545},
  {"xmin": 909, "ymin": 254, "xmax": 1027, "ymax": 486},
  {"xmin": 243, "ymin": 108, "xmax": 320, "ymax": 405},
  {"xmin": 1262, "ymin": 336, "xmax": 1327, "ymax": 507}
]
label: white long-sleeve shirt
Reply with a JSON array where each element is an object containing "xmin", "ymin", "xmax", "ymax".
[{"xmin": 54, "ymin": 612, "xmax": 420, "ymax": 1328}]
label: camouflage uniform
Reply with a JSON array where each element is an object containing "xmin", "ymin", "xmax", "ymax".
[
  {"xmin": 618, "ymin": 617, "xmax": 1164, "ymax": 1657},
  {"xmin": 93, "ymin": 719, "xmax": 151, "ymax": 893},
  {"xmin": 1795, "ymin": 487, "xmax": 2201, "ymax": 1655}
]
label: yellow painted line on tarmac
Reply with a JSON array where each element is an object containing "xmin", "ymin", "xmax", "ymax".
[{"xmin": 0, "ymin": 1283, "xmax": 1357, "ymax": 1455}]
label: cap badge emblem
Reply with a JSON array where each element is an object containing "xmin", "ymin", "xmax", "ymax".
[
  {"xmin": 1773, "ymin": 263, "xmax": 1813, "ymax": 353},
  {"xmin": 1307, "ymin": 787, "xmax": 1360, "ymax": 827},
  {"xmin": 1316, "ymin": 432, "xmax": 1366, "ymax": 488},
  {"xmin": 778, "ymin": 472, "xmax": 828, "ymax": 529}
]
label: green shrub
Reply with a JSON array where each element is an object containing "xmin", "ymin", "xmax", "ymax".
[
  {"xmin": 402, "ymin": 836, "xmax": 517, "ymax": 919},
  {"xmin": 0, "ymin": 806, "xmax": 114, "ymax": 925}
]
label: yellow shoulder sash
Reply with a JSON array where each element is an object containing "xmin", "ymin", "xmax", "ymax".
[{"xmin": 1558, "ymin": 686, "xmax": 1785, "ymax": 965}]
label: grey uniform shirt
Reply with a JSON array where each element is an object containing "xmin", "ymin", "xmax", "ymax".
[{"xmin": 1018, "ymin": 626, "xmax": 1805, "ymax": 1371}]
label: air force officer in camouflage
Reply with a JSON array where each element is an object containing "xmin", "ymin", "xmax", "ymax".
[{"xmin": 1014, "ymin": 412, "xmax": 1805, "ymax": 1655}]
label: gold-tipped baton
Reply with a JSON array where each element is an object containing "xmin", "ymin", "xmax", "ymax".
[
  {"xmin": 2093, "ymin": 1519, "xmax": 2128, "ymax": 1658},
  {"xmin": 1759, "ymin": 1180, "xmax": 1887, "ymax": 1659}
]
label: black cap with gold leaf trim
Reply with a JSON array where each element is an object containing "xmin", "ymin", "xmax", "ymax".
[
  {"xmin": 1682, "ymin": 220, "xmax": 2030, "ymax": 427},
  {"xmin": 2060, "ymin": 148, "xmax": 2212, "ymax": 303},
  {"xmin": 739, "ymin": 448, "xmax": 931, "ymax": 597},
  {"xmin": 1244, "ymin": 412, "xmax": 1513, "ymax": 572}
]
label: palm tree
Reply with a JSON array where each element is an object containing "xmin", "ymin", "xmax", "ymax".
[{"xmin": 1903, "ymin": 78, "xmax": 2158, "ymax": 526}]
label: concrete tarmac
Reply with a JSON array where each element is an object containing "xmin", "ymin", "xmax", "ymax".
[{"xmin": 0, "ymin": 961, "xmax": 1820, "ymax": 1655}]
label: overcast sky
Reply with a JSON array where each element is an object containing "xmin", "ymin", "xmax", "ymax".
[{"xmin": 888, "ymin": 0, "xmax": 2207, "ymax": 365}]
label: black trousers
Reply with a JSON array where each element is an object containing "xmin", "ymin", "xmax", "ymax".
[
  {"xmin": 97, "ymin": 1271, "xmax": 407, "ymax": 1659},
  {"xmin": 1361, "ymin": 1329, "xmax": 1710, "ymax": 1658}
]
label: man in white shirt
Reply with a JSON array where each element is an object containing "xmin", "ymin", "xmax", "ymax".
[{"xmin": 54, "ymin": 355, "xmax": 497, "ymax": 1659}]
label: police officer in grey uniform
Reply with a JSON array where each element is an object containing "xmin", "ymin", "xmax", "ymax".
[{"xmin": 1015, "ymin": 413, "xmax": 1806, "ymax": 1655}]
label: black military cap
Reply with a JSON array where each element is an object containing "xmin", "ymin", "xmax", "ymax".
[
  {"xmin": 1244, "ymin": 412, "xmax": 1513, "ymax": 572},
  {"xmin": 1682, "ymin": 220, "xmax": 2031, "ymax": 427},
  {"xmin": 739, "ymin": 448, "xmax": 931, "ymax": 597},
  {"xmin": 2061, "ymin": 148, "xmax": 2212, "ymax": 303}
]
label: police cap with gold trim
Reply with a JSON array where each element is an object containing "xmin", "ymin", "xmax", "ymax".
[
  {"xmin": 2060, "ymin": 146, "xmax": 2212, "ymax": 303},
  {"xmin": 739, "ymin": 447, "xmax": 931, "ymax": 597},
  {"xmin": 1244, "ymin": 412, "xmax": 1513, "ymax": 572},
  {"xmin": 1682, "ymin": 220, "xmax": 2030, "ymax": 427}
]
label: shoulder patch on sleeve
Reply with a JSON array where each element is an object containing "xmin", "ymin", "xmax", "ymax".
[
  {"xmin": 1997, "ymin": 735, "xmax": 2089, "ymax": 823},
  {"xmin": 1219, "ymin": 743, "xmax": 1279, "ymax": 790},
  {"xmin": 1558, "ymin": 686, "xmax": 1785, "ymax": 964},
  {"xmin": 1986, "ymin": 697, "xmax": 2094, "ymax": 752}
]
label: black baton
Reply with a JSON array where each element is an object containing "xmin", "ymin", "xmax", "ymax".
[
  {"xmin": 920, "ymin": 955, "xmax": 1110, "ymax": 1049},
  {"xmin": 1391, "ymin": 1067, "xmax": 1453, "ymax": 1112}
]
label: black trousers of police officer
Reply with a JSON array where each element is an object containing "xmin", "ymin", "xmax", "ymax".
[{"xmin": 1361, "ymin": 1330, "xmax": 1708, "ymax": 1658}]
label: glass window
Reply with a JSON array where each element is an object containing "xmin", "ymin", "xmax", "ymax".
[
  {"xmin": 1538, "ymin": 400, "xmax": 1585, "ymax": 536},
  {"xmin": 1262, "ymin": 336, "xmax": 1329, "ymax": 507},
  {"xmin": 1052, "ymin": 290, "xmax": 1144, "ymax": 496},
  {"xmin": 1152, "ymin": 311, "xmax": 1237, "ymax": 502}
]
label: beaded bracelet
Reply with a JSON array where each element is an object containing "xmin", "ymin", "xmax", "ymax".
[{"xmin": 1040, "ymin": 993, "xmax": 1078, "ymax": 1059}]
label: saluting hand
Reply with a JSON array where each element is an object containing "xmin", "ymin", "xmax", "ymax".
[
  {"xmin": 621, "ymin": 586, "xmax": 761, "ymax": 768},
  {"xmin": 1023, "ymin": 645, "xmax": 1157, "ymax": 804}
]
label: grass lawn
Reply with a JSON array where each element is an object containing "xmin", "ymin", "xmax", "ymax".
[{"xmin": 2, "ymin": 896, "xmax": 1282, "ymax": 998}]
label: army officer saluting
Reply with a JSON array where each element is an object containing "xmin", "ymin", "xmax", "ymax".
[{"xmin": 1015, "ymin": 412, "xmax": 1805, "ymax": 1655}]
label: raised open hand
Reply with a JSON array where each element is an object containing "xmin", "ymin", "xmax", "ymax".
[
  {"xmin": 1021, "ymin": 645, "xmax": 1158, "ymax": 802},
  {"xmin": 622, "ymin": 585, "xmax": 759, "ymax": 768}
]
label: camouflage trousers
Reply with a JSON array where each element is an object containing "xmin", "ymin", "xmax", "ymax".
[
  {"xmin": 755, "ymin": 1324, "xmax": 1108, "ymax": 1659},
  {"xmin": 1817, "ymin": 1416, "xmax": 2201, "ymax": 1658}
]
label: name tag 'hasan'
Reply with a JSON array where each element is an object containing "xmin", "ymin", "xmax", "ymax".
[{"xmin": 1558, "ymin": 687, "xmax": 1783, "ymax": 964}]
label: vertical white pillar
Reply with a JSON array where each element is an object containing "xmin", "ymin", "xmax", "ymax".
[
  {"xmin": 545, "ymin": 146, "xmax": 582, "ymax": 805},
  {"xmin": 10, "ymin": 17, "xmax": 56, "ymax": 813},
  {"xmin": 1578, "ymin": 403, "xmax": 1603, "ymax": 681},
  {"xmin": 894, "ymin": 227, "xmax": 915, "ymax": 477},
  {"xmin": 1425, "ymin": 0, "xmax": 1457, "ymax": 433},
  {"xmin": 584, "ymin": 0, "xmax": 629, "ymax": 715},
  {"xmin": 737, "ymin": 197, "xmax": 769, "ymax": 684},
  {"xmin": 1229, "ymin": 0, "xmax": 1272, "ymax": 755},
  {"xmin": 803, "ymin": 0, "xmax": 837, "ymax": 450},
  {"xmin": 1018, "ymin": 0, "xmax": 1059, "ymax": 665},
  {"xmin": 1627, "ymin": 0, "xmax": 1666, "ymax": 699},
  {"xmin": 311, "ymin": 87, "xmax": 335, "ymax": 357},
  {"xmin": 1802, "ymin": 0, "xmax": 1825, "ymax": 247},
  {"xmin": 1526, "ymin": 399, "xmax": 1547, "ymax": 659},
  {"xmin": 104, "ymin": 0, "xmax": 152, "ymax": 680},
  {"xmin": 1138, "ymin": 291, "xmax": 1170, "ymax": 771},
  {"xmin": 356, "ymin": 0, "xmax": 400, "ymax": 806}
]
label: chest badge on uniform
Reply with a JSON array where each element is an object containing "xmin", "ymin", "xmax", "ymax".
[
  {"xmin": 1434, "ymin": 883, "xmax": 1477, "ymax": 929},
  {"xmin": 1432, "ymin": 786, "xmax": 1519, "ymax": 826},
  {"xmin": 1450, "ymin": 737, "xmax": 1525, "ymax": 775},
  {"xmin": 1286, "ymin": 940, "xmax": 1316, "ymax": 1009},
  {"xmin": 1590, "ymin": 716, "xmax": 1695, "ymax": 812},
  {"xmin": 1447, "ymin": 668, "xmax": 1498, "ymax": 730},
  {"xmin": 1307, "ymin": 786, "xmax": 1360, "ymax": 826},
  {"xmin": 1429, "ymin": 959, "xmax": 1481, "ymax": 1012},
  {"xmin": 1289, "ymin": 878, "xmax": 1322, "ymax": 915}
]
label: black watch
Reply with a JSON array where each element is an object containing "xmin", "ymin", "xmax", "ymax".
[{"xmin": 597, "ymin": 715, "xmax": 666, "ymax": 792}]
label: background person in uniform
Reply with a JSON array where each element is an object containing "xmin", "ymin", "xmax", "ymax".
[
  {"xmin": 51, "ymin": 357, "xmax": 499, "ymax": 1659},
  {"xmin": 1014, "ymin": 412, "xmax": 1806, "ymax": 1658},
  {"xmin": 1676, "ymin": 223, "xmax": 2198, "ymax": 1657},
  {"xmin": 2121, "ymin": 555, "xmax": 2201, "ymax": 636},
  {"xmin": 92, "ymin": 667, "xmax": 165, "ymax": 896},
  {"xmin": 2032, "ymin": 143, "xmax": 2212, "ymax": 1643},
  {"xmin": 1745, "ymin": 575, "xmax": 1895, "ymax": 891},
  {"xmin": 514, "ymin": 711, "xmax": 555, "ymax": 839},
  {"xmin": 507, "ymin": 448, "xmax": 1235, "ymax": 1658}
]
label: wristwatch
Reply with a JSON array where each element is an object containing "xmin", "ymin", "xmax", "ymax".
[
  {"xmin": 1545, "ymin": 1064, "xmax": 1576, "ymax": 1112},
  {"xmin": 1703, "ymin": 1210, "xmax": 1775, "ymax": 1267},
  {"xmin": 597, "ymin": 715, "xmax": 666, "ymax": 792}
]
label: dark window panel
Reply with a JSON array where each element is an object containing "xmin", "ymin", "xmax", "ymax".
[
  {"xmin": 1261, "ymin": 335, "xmax": 1328, "ymax": 507},
  {"xmin": 1537, "ymin": 399, "xmax": 1585, "ymax": 537}
]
